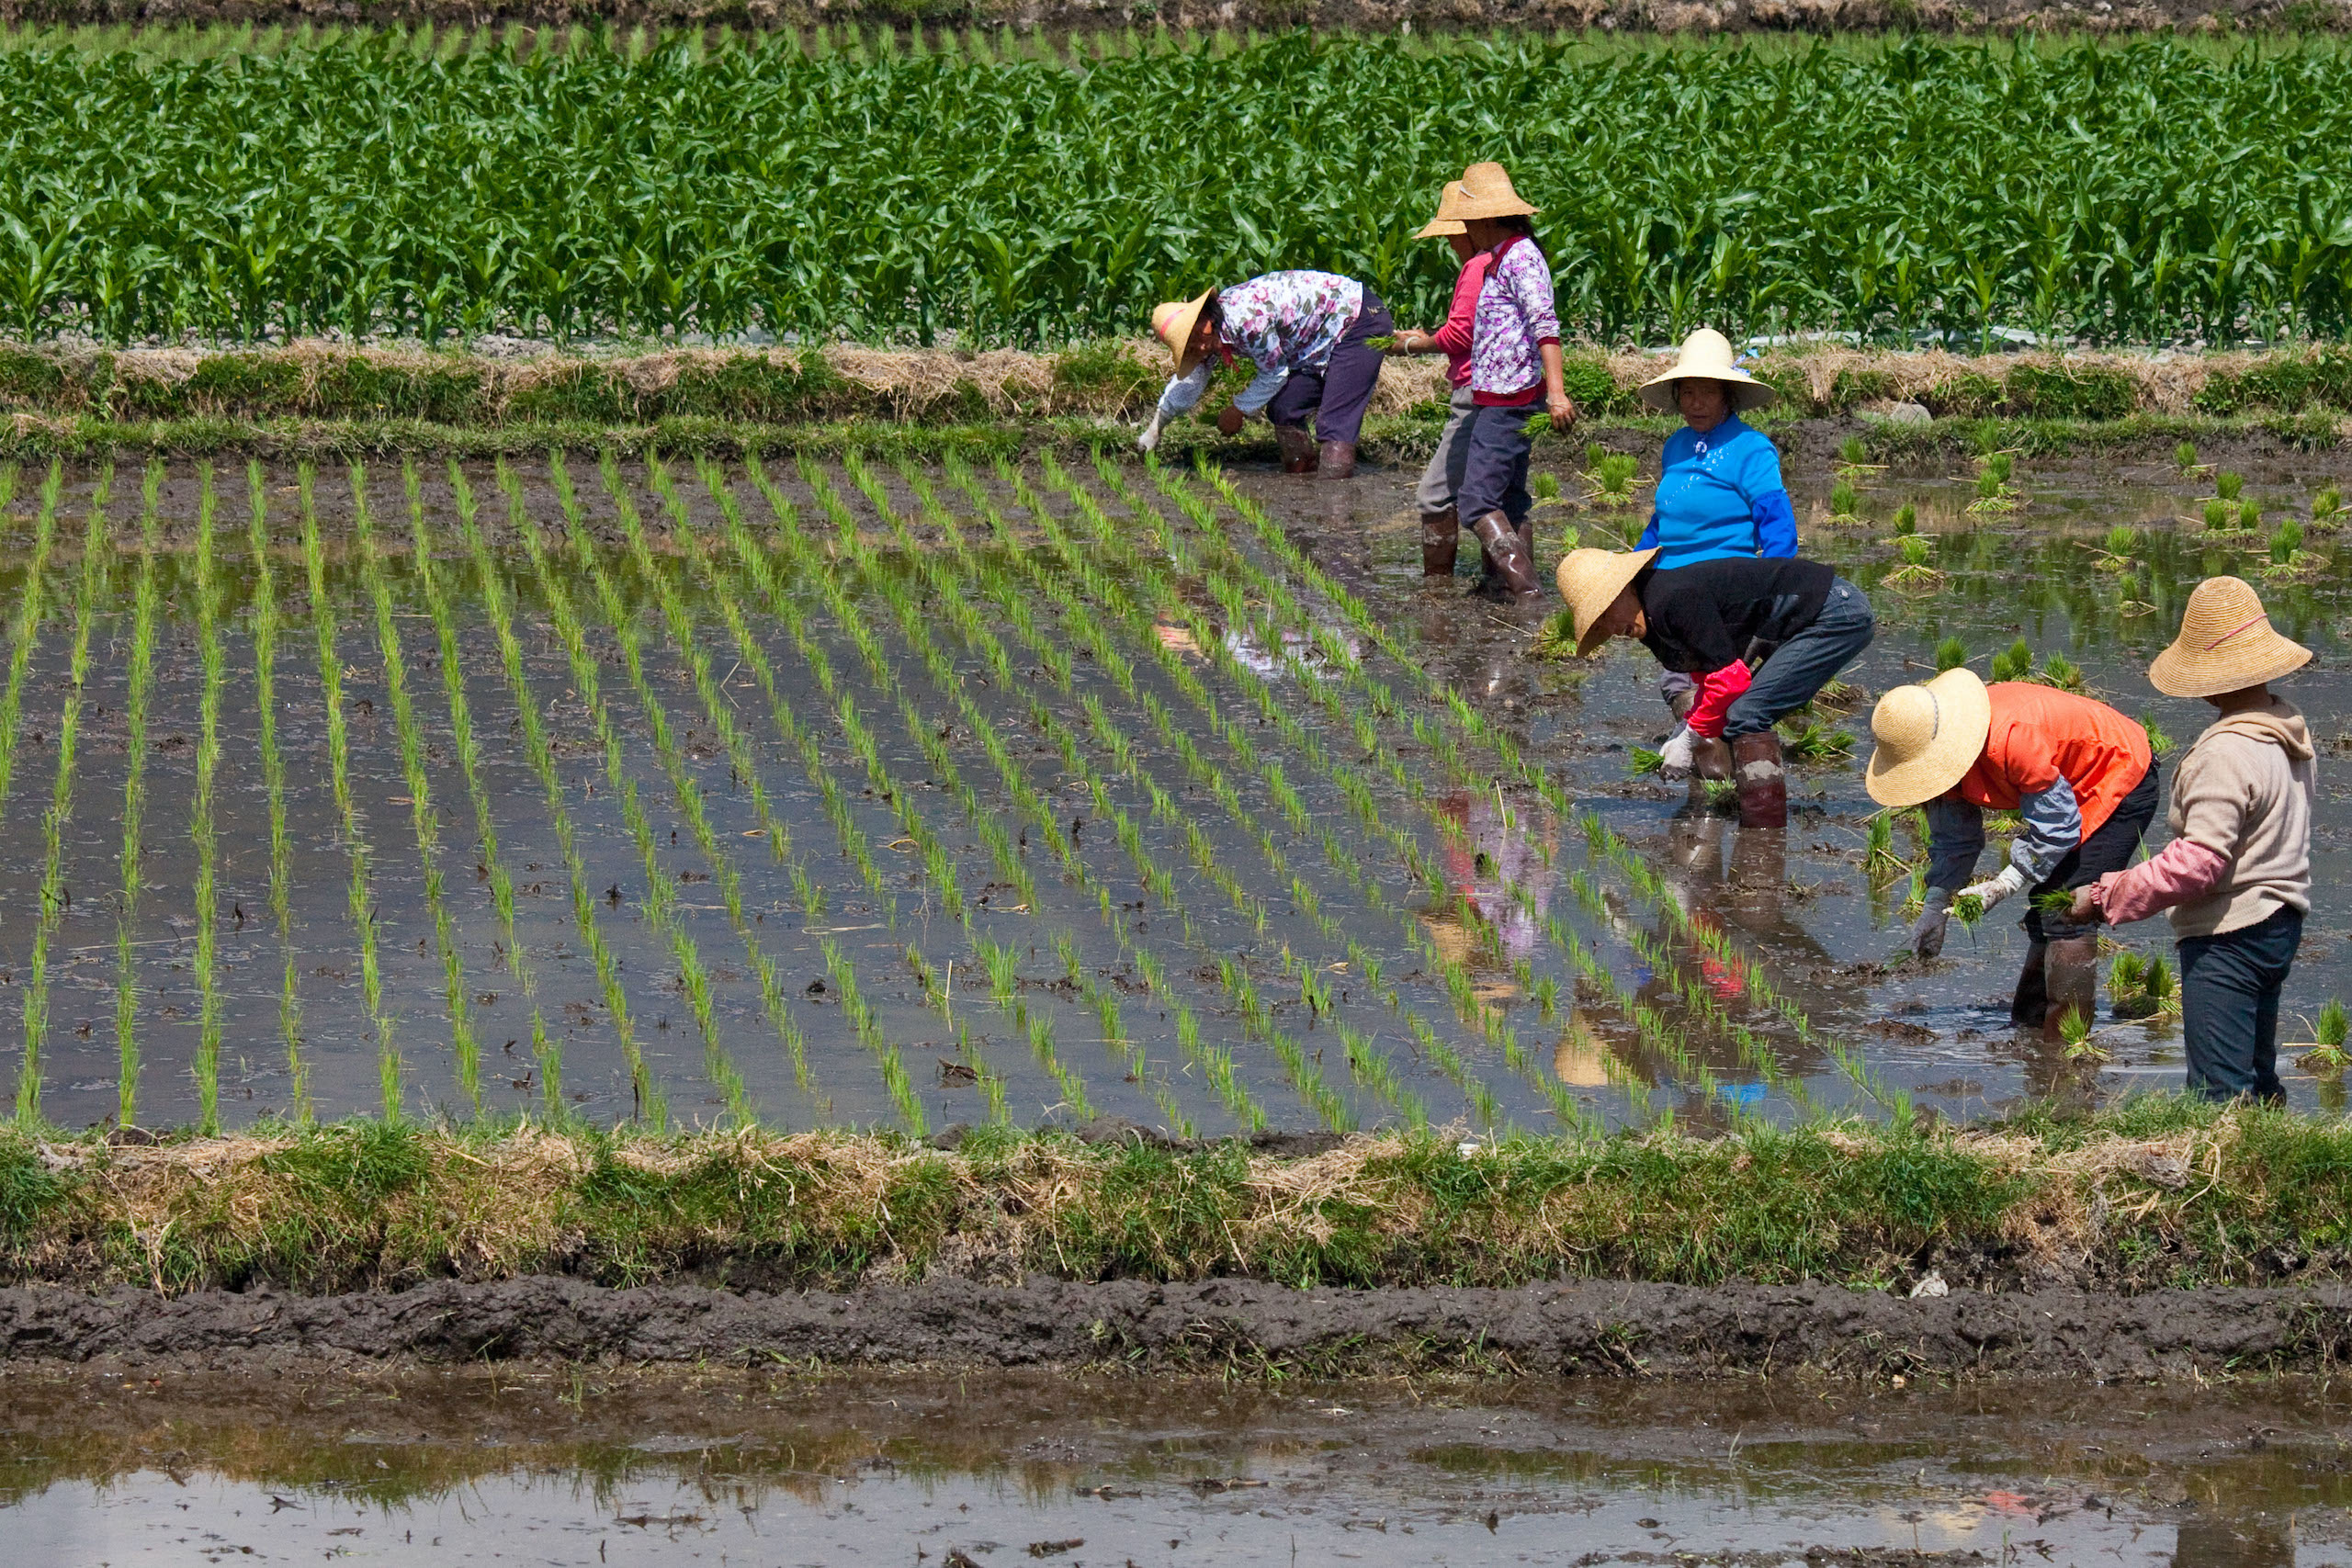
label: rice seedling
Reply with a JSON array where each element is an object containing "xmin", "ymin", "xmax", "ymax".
[
  {"xmin": 243, "ymin": 465, "xmax": 308, "ymax": 1120},
  {"xmin": 1582, "ymin": 452, "xmax": 1639, "ymax": 508},
  {"xmin": 18, "ymin": 467, "xmax": 111, "ymax": 1126},
  {"xmin": 2301, "ymin": 998, "xmax": 2349, "ymax": 1076},
  {"xmin": 2312, "ymin": 485, "xmax": 2345, "ymax": 525},
  {"xmin": 2142, "ymin": 715, "xmax": 2176, "ymax": 758},
  {"xmin": 1933, "ymin": 636, "xmax": 1967, "ymax": 672},
  {"xmin": 2089, "ymin": 525, "xmax": 2140, "ymax": 570},
  {"xmin": 2059, "ymin": 1004, "xmax": 2105, "ymax": 1062},
  {"xmin": 2174, "ymin": 441, "xmax": 2201, "ymax": 474},
  {"xmin": 2263, "ymin": 517, "xmax": 2312, "ymax": 577},
  {"xmin": 1951, "ymin": 892, "xmax": 1985, "ymax": 930},
  {"xmin": 1828, "ymin": 478, "xmax": 1860, "ymax": 524},
  {"xmin": 1531, "ymin": 608, "xmax": 1582, "ymax": 661},
  {"xmin": 2036, "ymin": 652, "xmax": 2086, "ymax": 692},
  {"xmin": 459, "ymin": 463, "xmax": 658, "ymax": 1126},
  {"xmin": 299, "ymin": 467, "xmax": 403, "ymax": 1119},
  {"xmin": 2215, "ymin": 470, "xmax": 2246, "ymax": 502},
  {"xmin": 2240, "ymin": 498, "xmax": 2266, "ymax": 532},
  {"xmin": 1836, "ymin": 434, "xmax": 1869, "ymax": 471},
  {"xmin": 110, "ymin": 465, "xmax": 162, "ymax": 1127},
  {"xmin": 189, "ymin": 467, "xmax": 233, "ymax": 1129},
  {"xmin": 1628, "ymin": 746, "xmax": 1665, "ymax": 776},
  {"xmin": 1889, "ymin": 502, "xmax": 1917, "ymax": 536},
  {"xmin": 1529, "ymin": 472, "xmax": 1562, "ymax": 506},
  {"xmin": 1966, "ymin": 451, "xmax": 2019, "ymax": 515},
  {"xmin": 1777, "ymin": 717, "xmax": 1853, "ymax": 763},
  {"xmin": 1861, "ymin": 812, "xmax": 1911, "ymax": 884},
  {"xmin": 1884, "ymin": 532, "xmax": 1940, "ymax": 588},
  {"xmin": 2202, "ymin": 498, "xmax": 2235, "ymax": 531}
]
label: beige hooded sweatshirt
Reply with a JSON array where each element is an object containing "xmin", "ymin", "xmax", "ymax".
[{"xmin": 2165, "ymin": 696, "xmax": 2315, "ymax": 940}]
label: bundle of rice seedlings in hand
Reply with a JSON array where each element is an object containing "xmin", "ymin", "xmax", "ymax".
[{"xmin": 1628, "ymin": 745, "xmax": 1666, "ymax": 775}]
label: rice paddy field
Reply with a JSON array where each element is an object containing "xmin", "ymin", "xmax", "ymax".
[{"xmin": 0, "ymin": 436, "xmax": 2334, "ymax": 1139}]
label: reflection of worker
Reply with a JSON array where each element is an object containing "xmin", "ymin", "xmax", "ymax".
[
  {"xmin": 2073, "ymin": 577, "xmax": 2313, "ymax": 1104},
  {"xmin": 1867, "ymin": 667, "xmax": 2157, "ymax": 1037},
  {"xmin": 1434, "ymin": 790, "xmax": 1554, "ymax": 963},
  {"xmin": 1633, "ymin": 329, "xmax": 1798, "ymax": 733},
  {"xmin": 1139, "ymin": 272, "xmax": 1391, "ymax": 478},
  {"xmin": 1556, "ymin": 546, "xmax": 1873, "ymax": 829},
  {"xmin": 1384, "ymin": 180, "xmax": 1492, "ymax": 579}
]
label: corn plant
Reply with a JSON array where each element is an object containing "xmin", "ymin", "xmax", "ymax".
[
  {"xmin": 18, "ymin": 467, "xmax": 110, "ymax": 1126},
  {"xmin": 243, "ymin": 465, "xmax": 309, "ymax": 1120}
]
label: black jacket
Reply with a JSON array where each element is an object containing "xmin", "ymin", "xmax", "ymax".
[{"xmin": 1636, "ymin": 556, "xmax": 1837, "ymax": 674}]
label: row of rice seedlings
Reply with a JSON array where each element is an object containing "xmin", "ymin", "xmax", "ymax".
[
  {"xmin": 900, "ymin": 941, "xmax": 1009, "ymax": 1124},
  {"xmin": 640, "ymin": 468, "xmax": 931, "ymax": 1125},
  {"xmin": 0, "ymin": 464, "xmax": 62, "ymax": 848},
  {"xmin": 403, "ymin": 465, "xmax": 560, "ymax": 1112},
  {"xmin": 525, "ymin": 455, "xmax": 752, "ymax": 1124},
  {"xmin": 458, "ymin": 465, "xmax": 658, "ymax": 1123},
  {"xmin": 822, "ymin": 457, "xmax": 1301, "ymax": 1131},
  {"xmin": 864, "ymin": 461, "xmax": 1267, "ymax": 1128},
  {"xmin": 349, "ymin": 466, "xmax": 481, "ymax": 1111},
  {"xmin": 596, "ymin": 456, "xmax": 884, "ymax": 1111},
  {"xmin": 1103, "ymin": 465, "xmax": 1588, "ymax": 1122},
  {"xmin": 752, "ymin": 457, "xmax": 1106, "ymax": 1122},
  {"xmin": 297, "ymin": 467, "xmax": 402, "ymax": 1116},
  {"xmin": 1555, "ymin": 866, "xmax": 1747, "ymax": 1117},
  {"xmin": 1071, "ymin": 462, "xmax": 1552, "ymax": 1122},
  {"xmin": 1187, "ymin": 459, "xmax": 1849, "ymax": 1092},
  {"xmin": 17, "ymin": 467, "xmax": 112, "ymax": 1125},
  {"xmin": 190, "ymin": 468, "xmax": 231, "ymax": 1129},
  {"xmin": 111, "ymin": 466, "xmax": 162, "ymax": 1126},
  {"xmin": 242, "ymin": 467, "xmax": 310, "ymax": 1119}
]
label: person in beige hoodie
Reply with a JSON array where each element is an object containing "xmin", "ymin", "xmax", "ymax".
[{"xmin": 2070, "ymin": 577, "xmax": 2316, "ymax": 1101}]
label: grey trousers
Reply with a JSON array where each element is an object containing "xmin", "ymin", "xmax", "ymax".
[{"xmin": 1416, "ymin": 387, "xmax": 1478, "ymax": 515}]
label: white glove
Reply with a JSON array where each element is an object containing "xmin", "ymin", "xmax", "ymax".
[
  {"xmin": 1657, "ymin": 726, "xmax": 1696, "ymax": 782},
  {"xmin": 1960, "ymin": 864, "xmax": 2029, "ymax": 912},
  {"xmin": 1136, "ymin": 412, "xmax": 1164, "ymax": 453}
]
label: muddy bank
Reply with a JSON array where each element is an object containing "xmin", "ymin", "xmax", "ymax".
[
  {"xmin": 7, "ymin": 1274, "xmax": 2350, "ymax": 1379},
  {"xmin": 6, "ymin": 1, "xmax": 2344, "ymax": 36}
]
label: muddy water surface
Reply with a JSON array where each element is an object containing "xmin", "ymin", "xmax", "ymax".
[{"xmin": 4, "ymin": 1365, "xmax": 2348, "ymax": 1564}]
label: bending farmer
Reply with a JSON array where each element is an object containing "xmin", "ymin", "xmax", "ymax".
[
  {"xmin": 1634, "ymin": 329, "xmax": 1797, "ymax": 770},
  {"xmin": 1865, "ymin": 669, "xmax": 2157, "ymax": 1037},
  {"xmin": 1139, "ymin": 271, "xmax": 1391, "ymax": 479},
  {"xmin": 2071, "ymin": 577, "xmax": 2313, "ymax": 1102},
  {"xmin": 1383, "ymin": 175, "xmax": 1492, "ymax": 578},
  {"xmin": 1556, "ymin": 546, "xmax": 1873, "ymax": 829}
]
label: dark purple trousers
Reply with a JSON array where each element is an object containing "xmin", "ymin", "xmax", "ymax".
[{"xmin": 1265, "ymin": 291, "xmax": 1392, "ymax": 446}]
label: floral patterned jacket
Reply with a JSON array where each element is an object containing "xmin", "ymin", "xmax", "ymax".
[
  {"xmin": 1468, "ymin": 236, "xmax": 1560, "ymax": 403},
  {"xmin": 1155, "ymin": 271, "xmax": 1365, "ymax": 421}
]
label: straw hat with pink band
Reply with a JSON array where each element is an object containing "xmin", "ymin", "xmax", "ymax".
[{"xmin": 2146, "ymin": 575, "xmax": 2312, "ymax": 699}]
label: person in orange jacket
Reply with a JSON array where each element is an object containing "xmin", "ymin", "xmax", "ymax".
[{"xmin": 1864, "ymin": 667, "xmax": 2158, "ymax": 1036}]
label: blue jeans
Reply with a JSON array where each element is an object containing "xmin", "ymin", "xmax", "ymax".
[
  {"xmin": 1721, "ymin": 577, "xmax": 1875, "ymax": 739},
  {"xmin": 2179, "ymin": 905, "xmax": 2302, "ymax": 1103}
]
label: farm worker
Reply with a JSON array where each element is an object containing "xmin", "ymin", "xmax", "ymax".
[
  {"xmin": 1381, "ymin": 177, "xmax": 1494, "ymax": 578},
  {"xmin": 2068, "ymin": 578, "xmax": 2313, "ymax": 1102},
  {"xmin": 1448, "ymin": 162, "xmax": 1576, "ymax": 598},
  {"xmin": 1555, "ymin": 545, "xmax": 1873, "ymax": 829},
  {"xmin": 1634, "ymin": 328, "xmax": 1797, "ymax": 781},
  {"xmin": 1865, "ymin": 669, "xmax": 2158, "ymax": 1037},
  {"xmin": 1137, "ymin": 270, "xmax": 1392, "ymax": 479}
]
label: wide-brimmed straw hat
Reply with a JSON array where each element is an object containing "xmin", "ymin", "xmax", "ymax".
[
  {"xmin": 1413, "ymin": 179, "xmax": 1468, "ymax": 240},
  {"xmin": 1555, "ymin": 546, "xmax": 1660, "ymax": 658},
  {"xmin": 1151, "ymin": 288, "xmax": 1219, "ymax": 376},
  {"xmin": 1450, "ymin": 162, "xmax": 1540, "ymax": 221},
  {"xmin": 2147, "ymin": 575, "xmax": 2312, "ymax": 698},
  {"xmin": 1638, "ymin": 328, "xmax": 1778, "ymax": 414},
  {"xmin": 1864, "ymin": 667, "xmax": 1994, "ymax": 807}
]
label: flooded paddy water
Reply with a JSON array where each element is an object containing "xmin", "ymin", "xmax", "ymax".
[
  {"xmin": 0, "ymin": 437, "xmax": 2346, "ymax": 1136},
  {"xmin": 6, "ymin": 1363, "xmax": 2351, "ymax": 1565}
]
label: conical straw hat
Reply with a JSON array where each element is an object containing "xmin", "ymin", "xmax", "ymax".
[
  {"xmin": 1555, "ymin": 546, "xmax": 1659, "ymax": 658},
  {"xmin": 1450, "ymin": 162, "xmax": 1539, "ymax": 221},
  {"xmin": 2147, "ymin": 575, "xmax": 2312, "ymax": 698},
  {"xmin": 1151, "ymin": 288, "xmax": 1220, "ymax": 375},
  {"xmin": 1864, "ymin": 667, "xmax": 1994, "ymax": 807},
  {"xmin": 1638, "ymin": 327, "xmax": 1777, "ymax": 414},
  {"xmin": 1413, "ymin": 180, "xmax": 1468, "ymax": 240}
]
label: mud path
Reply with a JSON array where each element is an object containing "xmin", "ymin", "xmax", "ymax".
[{"xmin": 6, "ymin": 1275, "xmax": 2350, "ymax": 1380}]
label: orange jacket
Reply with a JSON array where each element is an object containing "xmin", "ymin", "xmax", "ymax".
[{"xmin": 1952, "ymin": 682, "xmax": 2152, "ymax": 840}]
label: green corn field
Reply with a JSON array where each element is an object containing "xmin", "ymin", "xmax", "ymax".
[{"xmin": 1, "ymin": 28, "xmax": 2350, "ymax": 346}]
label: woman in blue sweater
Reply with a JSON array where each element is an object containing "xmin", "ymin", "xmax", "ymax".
[{"xmin": 1631, "ymin": 329, "xmax": 1798, "ymax": 789}]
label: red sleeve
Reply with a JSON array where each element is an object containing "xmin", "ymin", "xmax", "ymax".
[
  {"xmin": 1687, "ymin": 660, "xmax": 1753, "ymax": 739},
  {"xmin": 1430, "ymin": 254, "xmax": 1489, "ymax": 358}
]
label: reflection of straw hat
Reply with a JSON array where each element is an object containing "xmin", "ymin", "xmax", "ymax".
[
  {"xmin": 1555, "ymin": 546, "xmax": 1659, "ymax": 657},
  {"xmin": 1637, "ymin": 327, "xmax": 1777, "ymax": 413},
  {"xmin": 2147, "ymin": 575, "xmax": 2312, "ymax": 698},
  {"xmin": 1150, "ymin": 288, "xmax": 1219, "ymax": 375},
  {"xmin": 1864, "ymin": 667, "xmax": 1994, "ymax": 807},
  {"xmin": 1451, "ymin": 161, "xmax": 1540, "ymax": 220},
  {"xmin": 1413, "ymin": 180, "xmax": 1467, "ymax": 240}
]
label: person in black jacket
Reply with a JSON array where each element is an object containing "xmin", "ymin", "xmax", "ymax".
[{"xmin": 1557, "ymin": 546, "xmax": 1875, "ymax": 828}]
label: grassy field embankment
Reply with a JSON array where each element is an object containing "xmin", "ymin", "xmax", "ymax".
[{"xmin": 4, "ymin": 1097, "xmax": 2346, "ymax": 1297}]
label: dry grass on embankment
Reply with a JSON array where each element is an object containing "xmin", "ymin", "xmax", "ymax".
[{"xmin": 5, "ymin": 1099, "xmax": 2349, "ymax": 1297}]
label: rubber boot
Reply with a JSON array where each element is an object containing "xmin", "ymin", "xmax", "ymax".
[
  {"xmin": 2009, "ymin": 940, "xmax": 2050, "ymax": 1029},
  {"xmin": 1731, "ymin": 731, "xmax": 1788, "ymax": 829},
  {"xmin": 1274, "ymin": 425, "xmax": 1319, "ymax": 474},
  {"xmin": 1420, "ymin": 509, "xmax": 1460, "ymax": 577},
  {"xmin": 1468, "ymin": 510, "xmax": 1536, "ymax": 596},
  {"xmin": 1690, "ymin": 735, "xmax": 1733, "ymax": 806},
  {"xmin": 2042, "ymin": 936, "xmax": 2101, "ymax": 1041},
  {"xmin": 1317, "ymin": 438, "xmax": 1357, "ymax": 479}
]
